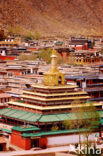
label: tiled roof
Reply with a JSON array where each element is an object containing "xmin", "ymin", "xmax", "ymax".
[
  {"xmin": 0, "ymin": 108, "xmax": 41, "ymax": 123},
  {"xmin": 8, "ymin": 101, "xmax": 93, "ymax": 111},
  {"xmin": 23, "ymin": 90, "xmax": 88, "ymax": 97},
  {"xmin": 12, "ymin": 125, "xmax": 40, "ymax": 132},
  {"xmin": 0, "ymin": 108, "xmax": 102, "ymax": 124},
  {"xmin": 20, "ymin": 95, "xmax": 89, "ymax": 101},
  {"xmin": 22, "ymin": 128, "xmax": 98, "ymax": 138}
]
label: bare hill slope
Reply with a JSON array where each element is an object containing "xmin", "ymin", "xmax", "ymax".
[{"xmin": 0, "ymin": 0, "xmax": 103, "ymax": 37}]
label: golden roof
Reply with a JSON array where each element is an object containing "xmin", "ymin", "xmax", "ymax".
[
  {"xmin": 21, "ymin": 94, "xmax": 89, "ymax": 101},
  {"xmin": 32, "ymin": 84, "xmax": 77, "ymax": 89},
  {"xmin": 23, "ymin": 90, "xmax": 88, "ymax": 97},
  {"xmin": 8, "ymin": 101, "xmax": 102, "ymax": 111}
]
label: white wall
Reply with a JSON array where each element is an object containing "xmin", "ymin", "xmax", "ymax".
[{"xmin": 47, "ymin": 133, "xmax": 98, "ymax": 146}]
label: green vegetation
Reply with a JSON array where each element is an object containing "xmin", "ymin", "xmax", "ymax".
[
  {"xmin": 8, "ymin": 26, "xmax": 14, "ymax": 35},
  {"xmin": 63, "ymin": 101, "xmax": 100, "ymax": 152},
  {"xmin": 51, "ymin": 124, "xmax": 59, "ymax": 131},
  {"xmin": 24, "ymin": 30, "xmax": 40, "ymax": 41},
  {"xmin": 13, "ymin": 26, "xmax": 21, "ymax": 36},
  {"xmin": 82, "ymin": 103, "xmax": 100, "ymax": 154},
  {"xmin": 8, "ymin": 27, "xmax": 41, "ymax": 40},
  {"xmin": 38, "ymin": 48, "xmax": 65, "ymax": 64},
  {"xmin": 33, "ymin": 30, "xmax": 40, "ymax": 40},
  {"xmin": 8, "ymin": 26, "xmax": 22, "ymax": 36},
  {"xmin": 18, "ymin": 52, "xmax": 36, "ymax": 61},
  {"xmin": 38, "ymin": 48, "xmax": 52, "ymax": 64},
  {"xmin": 25, "ymin": 31, "xmax": 32, "ymax": 41},
  {"xmin": 63, "ymin": 100, "xmax": 84, "ymax": 149}
]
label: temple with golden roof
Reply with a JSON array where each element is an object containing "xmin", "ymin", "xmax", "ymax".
[
  {"xmin": 7, "ymin": 50, "xmax": 89, "ymax": 116},
  {"xmin": 0, "ymin": 49, "xmax": 100, "ymax": 150}
]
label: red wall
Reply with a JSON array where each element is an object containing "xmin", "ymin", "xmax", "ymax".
[
  {"xmin": 84, "ymin": 43, "xmax": 88, "ymax": 50},
  {"xmin": 75, "ymin": 46, "xmax": 83, "ymax": 50},
  {"xmin": 11, "ymin": 130, "xmax": 31, "ymax": 150},
  {"xmin": 62, "ymin": 52, "xmax": 68, "ymax": 59},
  {"xmin": 7, "ymin": 70, "xmax": 21, "ymax": 76},
  {"xmin": 0, "ymin": 55, "xmax": 16, "ymax": 60},
  {"xmin": 39, "ymin": 137, "xmax": 47, "ymax": 149},
  {"xmin": 27, "ymin": 48, "xmax": 38, "ymax": 51},
  {"xmin": 0, "ymin": 106, "xmax": 6, "ymax": 109}
]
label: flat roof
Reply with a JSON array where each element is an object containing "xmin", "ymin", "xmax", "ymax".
[
  {"xmin": 0, "ymin": 93, "xmax": 11, "ymax": 98},
  {"xmin": 12, "ymin": 125, "xmax": 40, "ymax": 132},
  {"xmin": 65, "ymin": 75, "xmax": 99, "ymax": 80}
]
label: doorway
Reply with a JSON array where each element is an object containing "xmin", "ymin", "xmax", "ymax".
[
  {"xmin": 31, "ymin": 139, "xmax": 39, "ymax": 148},
  {"xmin": 0, "ymin": 144, "xmax": 3, "ymax": 151},
  {"xmin": 58, "ymin": 76, "xmax": 62, "ymax": 85}
]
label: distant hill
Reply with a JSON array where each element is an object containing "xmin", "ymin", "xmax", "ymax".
[{"xmin": 0, "ymin": 0, "xmax": 103, "ymax": 37}]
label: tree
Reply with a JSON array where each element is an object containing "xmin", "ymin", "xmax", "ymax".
[
  {"xmin": 8, "ymin": 26, "xmax": 14, "ymax": 36},
  {"xmin": 25, "ymin": 31, "xmax": 32, "ymax": 41},
  {"xmin": 82, "ymin": 103, "xmax": 100, "ymax": 154},
  {"xmin": 63, "ymin": 100, "xmax": 84, "ymax": 149},
  {"xmin": 38, "ymin": 48, "xmax": 52, "ymax": 64},
  {"xmin": 38, "ymin": 48, "xmax": 65, "ymax": 64},
  {"xmin": 33, "ymin": 30, "xmax": 40, "ymax": 40},
  {"xmin": 13, "ymin": 26, "xmax": 21, "ymax": 36},
  {"xmin": 63, "ymin": 101, "xmax": 100, "ymax": 151}
]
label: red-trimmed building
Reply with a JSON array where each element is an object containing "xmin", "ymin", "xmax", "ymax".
[{"xmin": 0, "ymin": 93, "xmax": 11, "ymax": 109}]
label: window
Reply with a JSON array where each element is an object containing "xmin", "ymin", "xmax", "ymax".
[{"xmin": 58, "ymin": 76, "xmax": 62, "ymax": 85}]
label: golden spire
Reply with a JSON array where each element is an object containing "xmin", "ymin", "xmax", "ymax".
[
  {"xmin": 43, "ymin": 49, "xmax": 65, "ymax": 86},
  {"xmin": 49, "ymin": 49, "xmax": 59, "ymax": 73}
]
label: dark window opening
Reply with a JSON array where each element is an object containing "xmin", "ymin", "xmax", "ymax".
[
  {"xmin": 0, "ymin": 145, "xmax": 3, "ymax": 151},
  {"xmin": 58, "ymin": 76, "xmax": 62, "ymax": 84},
  {"xmin": 31, "ymin": 139, "xmax": 39, "ymax": 148}
]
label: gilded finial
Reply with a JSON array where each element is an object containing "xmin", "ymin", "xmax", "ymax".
[
  {"xmin": 43, "ymin": 49, "xmax": 65, "ymax": 86},
  {"xmin": 51, "ymin": 49, "xmax": 57, "ymax": 57}
]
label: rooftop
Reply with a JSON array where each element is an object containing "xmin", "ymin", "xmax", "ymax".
[
  {"xmin": 0, "ymin": 93, "xmax": 11, "ymax": 98},
  {"xmin": 32, "ymin": 84, "xmax": 77, "ymax": 89},
  {"xmin": 23, "ymin": 90, "xmax": 88, "ymax": 97},
  {"xmin": 12, "ymin": 125, "xmax": 40, "ymax": 132},
  {"xmin": 22, "ymin": 127, "xmax": 98, "ymax": 138},
  {"xmin": 0, "ymin": 108, "xmax": 102, "ymax": 123}
]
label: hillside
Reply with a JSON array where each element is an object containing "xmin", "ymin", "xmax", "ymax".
[{"xmin": 0, "ymin": 0, "xmax": 103, "ymax": 37}]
